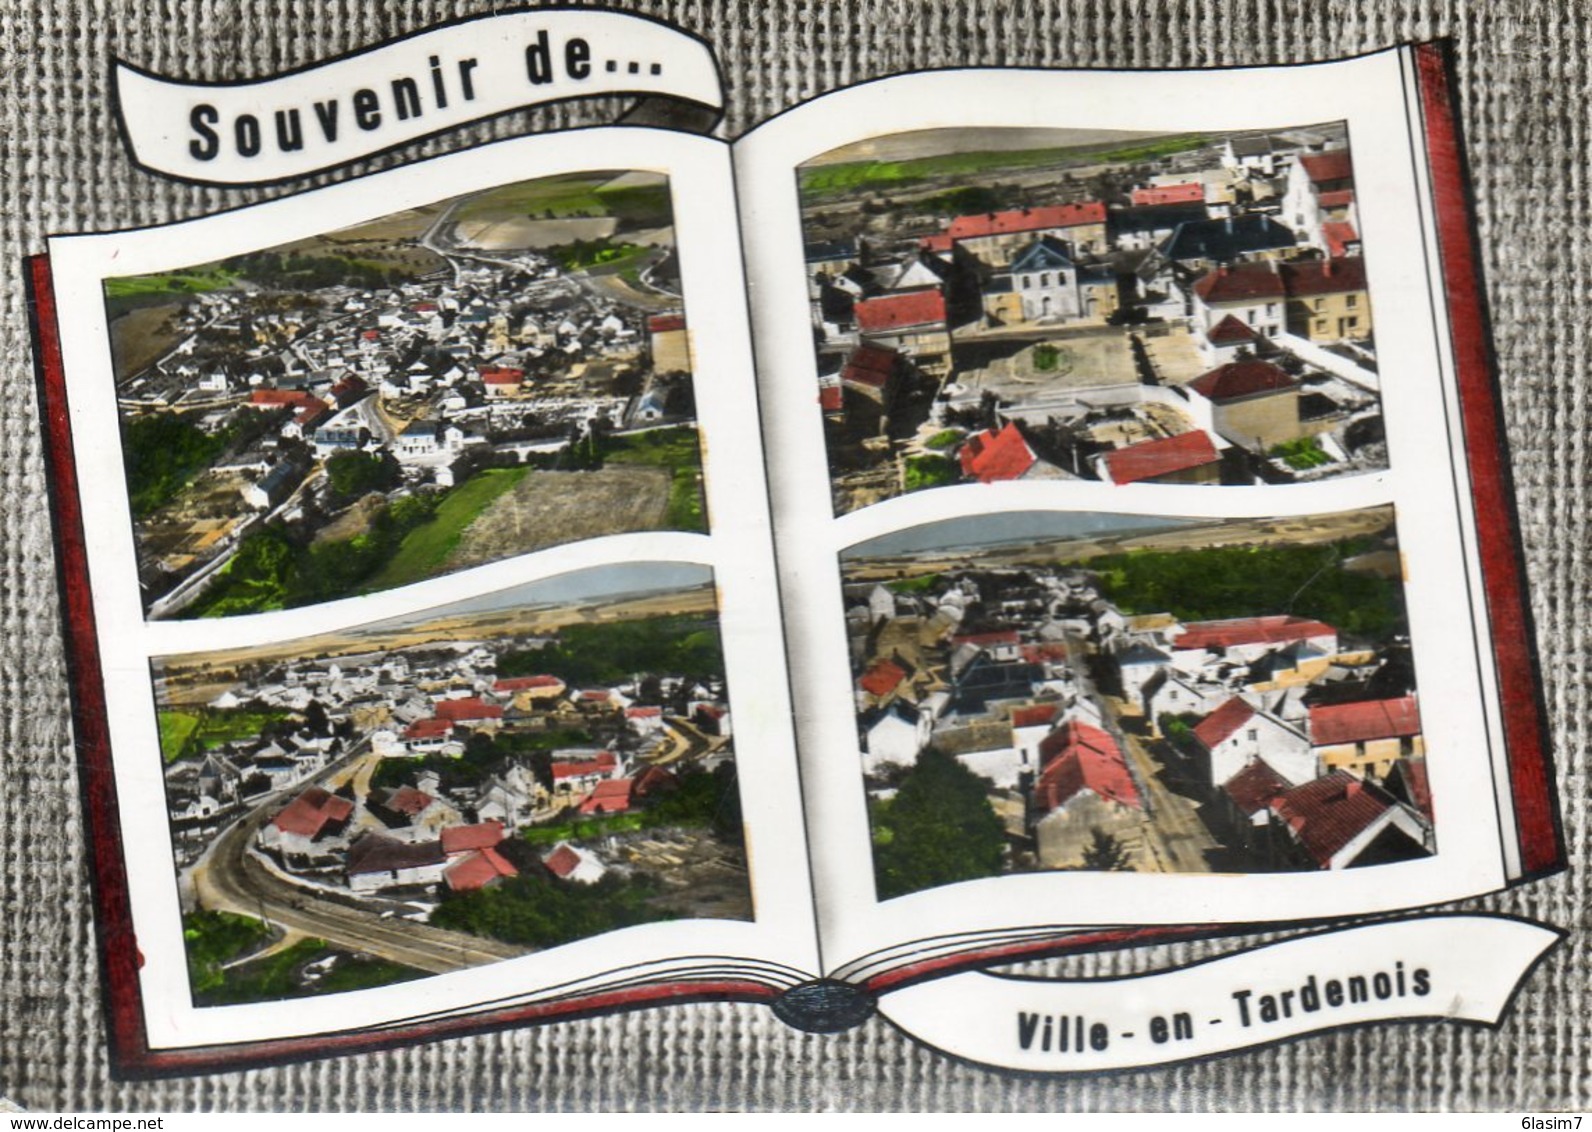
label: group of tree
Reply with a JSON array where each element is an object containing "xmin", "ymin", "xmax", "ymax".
[
  {"xmin": 1080, "ymin": 534, "xmax": 1408, "ymax": 644},
  {"xmin": 870, "ymin": 749, "xmax": 1005, "ymax": 900},
  {"xmin": 191, "ymin": 490, "xmax": 444, "ymax": 617},
  {"xmin": 498, "ymin": 616, "xmax": 725, "ymax": 688}
]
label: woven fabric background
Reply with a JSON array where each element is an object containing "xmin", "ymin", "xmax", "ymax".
[{"xmin": 0, "ymin": 0, "xmax": 1584, "ymax": 1111}]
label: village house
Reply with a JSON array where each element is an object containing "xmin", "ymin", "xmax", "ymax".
[
  {"xmin": 258, "ymin": 785, "xmax": 355, "ymax": 869},
  {"xmin": 1283, "ymin": 149, "xmax": 1356, "ymax": 252},
  {"xmin": 1184, "ymin": 359, "xmax": 1302, "ymax": 452},
  {"xmin": 924, "ymin": 202, "xmax": 1110, "ymax": 265},
  {"xmin": 980, "ymin": 236, "xmax": 1119, "ymax": 326},
  {"xmin": 1098, "ymin": 430, "xmax": 1223, "ymax": 486},
  {"xmin": 1191, "ymin": 695, "xmax": 1317, "ymax": 788},
  {"xmin": 1307, "ymin": 695, "xmax": 1424, "ymax": 780},
  {"xmin": 1278, "ymin": 258, "xmax": 1372, "ymax": 342},
  {"xmin": 345, "ymin": 832, "xmax": 448, "ymax": 894},
  {"xmin": 1168, "ymin": 615, "xmax": 1339, "ymax": 671},
  {"xmin": 853, "ymin": 290, "xmax": 952, "ymax": 376},
  {"xmin": 958, "ymin": 422, "xmax": 1038, "ymax": 484},
  {"xmin": 1032, "ymin": 719, "xmax": 1144, "ymax": 868},
  {"xmin": 648, "ymin": 312, "xmax": 692, "ymax": 374},
  {"xmin": 1268, "ymin": 771, "xmax": 1428, "ymax": 870}
]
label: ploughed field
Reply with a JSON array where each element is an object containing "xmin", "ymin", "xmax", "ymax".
[{"xmin": 443, "ymin": 463, "xmax": 674, "ymax": 571}]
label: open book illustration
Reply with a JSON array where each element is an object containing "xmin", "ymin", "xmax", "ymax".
[{"xmin": 28, "ymin": 37, "xmax": 1563, "ymax": 1074}]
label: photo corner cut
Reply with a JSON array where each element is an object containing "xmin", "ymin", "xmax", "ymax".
[{"xmin": 24, "ymin": 10, "xmax": 1567, "ymax": 1078}]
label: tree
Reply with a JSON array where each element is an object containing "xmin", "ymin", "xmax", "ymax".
[
  {"xmin": 325, "ymin": 450, "xmax": 397, "ymax": 504},
  {"xmin": 871, "ymin": 749, "xmax": 1005, "ymax": 900},
  {"xmin": 1081, "ymin": 828, "xmax": 1134, "ymax": 872}
]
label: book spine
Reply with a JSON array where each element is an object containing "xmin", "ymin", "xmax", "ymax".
[{"xmin": 1413, "ymin": 41, "xmax": 1565, "ymax": 880}]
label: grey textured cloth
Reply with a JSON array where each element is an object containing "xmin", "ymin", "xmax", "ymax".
[{"xmin": 0, "ymin": 0, "xmax": 1583, "ymax": 1112}]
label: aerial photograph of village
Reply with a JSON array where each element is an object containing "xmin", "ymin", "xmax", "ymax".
[
  {"xmin": 108, "ymin": 169, "xmax": 704, "ymax": 619},
  {"xmin": 841, "ymin": 505, "xmax": 1432, "ymax": 900},
  {"xmin": 156, "ymin": 563, "xmax": 745, "ymax": 1004},
  {"xmin": 798, "ymin": 123, "xmax": 1384, "ymax": 514}
]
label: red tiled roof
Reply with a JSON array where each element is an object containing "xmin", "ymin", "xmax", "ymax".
[
  {"xmin": 1271, "ymin": 771, "xmax": 1394, "ymax": 868},
  {"xmin": 250, "ymin": 389, "xmax": 322, "ymax": 410},
  {"xmin": 443, "ymin": 846, "xmax": 518, "ymax": 892},
  {"xmin": 858, "ymin": 658, "xmax": 908, "ymax": 698},
  {"xmin": 1034, "ymin": 720, "xmax": 1141, "ymax": 811},
  {"xmin": 404, "ymin": 718, "xmax": 453, "ymax": 740},
  {"xmin": 632, "ymin": 765, "xmax": 679, "ymax": 797},
  {"xmin": 841, "ymin": 343, "xmax": 898, "ymax": 389},
  {"xmin": 578, "ymin": 778, "xmax": 634, "ymax": 815},
  {"xmin": 551, "ymin": 751, "xmax": 618, "ymax": 782},
  {"xmin": 1103, "ymin": 430, "xmax": 1221, "ymax": 485},
  {"xmin": 1193, "ymin": 262, "xmax": 1286, "ymax": 304},
  {"xmin": 479, "ymin": 366, "xmax": 524, "ymax": 385},
  {"xmin": 1175, "ymin": 615, "xmax": 1336, "ymax": 653},
  {"xmin": 543, "ymin": 843, "xmax": 584, "ymax": 879},
  {"xmin": 1206, "ymin": 314, "xmax": 1259, "ymax": 345},
  {"xmin": 626, "ymin": 706, "xmax": 663, "ymax": 719},
  {"xmin": 1193, "ymin": 696, "xmax": 1257, "ymax": 750},
  {"xmin": 1188, "ymin": 360, "xmax": 1298, "ymax": 401},
  {"xmin": 272, "ymin": 786, "xmax": 354, "ymax": 839},
  {"xmin": 945, "ymin": 202, "xmax": 1107, "ymax": 241},
  {"xmin": 1278, "ymin": 257, "xmax": 1368, "ymax": 297},
  {"xmin": 1318, "ymin": 189, "xmax": 1356, "ymax": 209},
  {"xmin": 384, "ymin": 786, "xmax": 434, "ymax": 816},
  {"xmin": 819, "ymin": 384, "xmax": 844, "ymax": 413},
  {"xmin": 1308, "ymin": 696, "xmax": 1422, "ymax": 747},
  {"xmin": 441, "ymin": 821, "xmax": 505, "ymax": 855},
  {"xmin": 1322, "ymin": 221, "xmax": 1360, "ymax": 258},
  {"xmin": 494, "ymin": 675, "xmax": 563, "ymax": 692},
  {"xmin": 1392, "ymin": 759, "xmax": 1433, "ymax": 818},
  {"xmin": 1012, "ymin": 703, "xmax": 1063, "ymax": 729},
  {"xmin": 435, "ymin": 697, "xmax": 504, "ymax": 723},
  {"xmin": 1223, "ymin": 758, "xmax": 1291, "ymax": 815},
  {"xmin": 1299, "ymin": 151, "xmax": 1354, "ymax": 185},
  {"xmin": 958, "ymin": 422, "xmax": 1036, "ymax": 484},
  {"xmin": 919, "ymin": 233, "xmax": 955, "ymax": 253},
  {"xmin": 854, "ymin": 290, "xmax": 947, "ymax": 333},
  {"xmin": 1132, "ymin": 183, "xmax": 1204, "ymax": 207},
  {"xmin": 648, "ymin": 313, "xmax": 687, "ymax": 334}
]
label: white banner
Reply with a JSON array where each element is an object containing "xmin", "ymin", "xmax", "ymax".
[
  {"xmin": 876, "ymin": 915, "xmax": 1562, "ymax": 1072},
  {"xmin": 111, "ymin": 10, "xmax": 724, "ymax": 185}
]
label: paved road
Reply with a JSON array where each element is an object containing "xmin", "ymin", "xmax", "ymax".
[
  {"xmin": 1114, "ymin": 725, "xmax": 1220, "ymax": 874},
  {"xmin": 190, "ymin": 768, "xmax": 530, "ymax": 975}
]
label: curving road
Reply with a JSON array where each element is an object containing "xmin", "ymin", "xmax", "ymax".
[{"xmin": 189, "ymin": 770, "xmax": 530, "ymax": 975}]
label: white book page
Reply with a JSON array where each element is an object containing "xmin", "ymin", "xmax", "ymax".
[
  {"xmin": 734, "ymin": 48, "xmax": 1513, "ymax": 974},
  {"xmin": 47, "ymin": 125, "xmax": 821, "ymax": 1051}
]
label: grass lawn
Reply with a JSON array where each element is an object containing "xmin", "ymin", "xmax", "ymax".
[
  {"xmin": 603, "ymin": 428, "xmax": 707, "ymax": 531},
  {"xmin": 158, "ymin": 711, "xmax": 202, "ymax": 763},
  {"xmin": 158, "ymin": 707, "xmax": 291, "ymax": 763},
  {"xmin": 195, "ymin": 936, "xmax": 423, "ymax": 1006},
  {"xmin": 104, "ymin": 268, "xmax": 235, "ymax": 301},
  {"xmin": 366, "ymin": 466, "xmax": 530, "ymax": 592}
]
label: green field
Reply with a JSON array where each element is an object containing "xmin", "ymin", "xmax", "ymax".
[
  {"xmin": 602, "ymin": 428, "xmax": 707, "ymax": 530},
  {"xmin": 366, "ymin": 466, "xmax": 530, "ymax": 592},
  {"xmin": 104, "ymin": 268, "xmax": 236, "ymax": 302},
  {"xmin": 798, "ymin": 134, "xmax": 1211, "ymax": 199},
  {"xmin": 158, "ymin": 707, "xmax": 292, "ymax": 763},
  {"xmin": 455, "ymin": 172, "xmax": 672, "ymax": 229},
  {"xmin": 183, "ymin": 911, "xmax": 423, "ymax": 1005}
]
